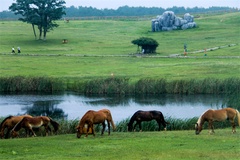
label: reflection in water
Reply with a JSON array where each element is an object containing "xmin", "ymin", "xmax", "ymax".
[
  {"xmin": 22, "ymin": 100, "xmax": 68, "ymax": 119},
  {"xmin": 0, "ymin": 92, "xmax": 236, "ymax": 122}
]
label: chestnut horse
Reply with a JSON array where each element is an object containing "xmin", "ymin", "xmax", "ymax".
[
  {"xmin": 0, "ymin": 114, "xmax": 32, "ymax": 139},
  {"xmin": 195, "ymin": 108, "xmax": 240, "ymax": 135},
  {"xmin": 127, "ymin": 110, "xmax": 169, "ymax": 132},
  {"xmin": 11, "ymin": 116, "xmax": 59, "ymax": 138},
  {"xmin": 76, "ymin": 109, "xmax": 115, "ymax": 138}
]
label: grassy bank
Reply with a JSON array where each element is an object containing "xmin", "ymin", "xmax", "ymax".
[
  {"xmin": 0, "ymin": 129, "xmax": 239, "ymax": 160},
  {"xmin": 0, "ymin": 76, "xmax": 239, "ymax": 95}
]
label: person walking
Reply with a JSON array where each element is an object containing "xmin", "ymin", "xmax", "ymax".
[
  {"xmin": 12, "ymin": 46, "xmax": 15, "ymax": 53},
  {"xmin": 17, "ymin": 47, "xmax": 21, "ymax": 54}
]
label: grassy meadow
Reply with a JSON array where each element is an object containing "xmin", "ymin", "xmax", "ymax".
[
  {"xmin": 0, "ymin": 129, "xmax": 240, "ymax": 160},
  {"xmin": 0, "ymin": 12, "xmax": 240, "ymax": 160},
  {"xmin": 0, "ymin": 12, "xmax": 240, "ymax": 93}
]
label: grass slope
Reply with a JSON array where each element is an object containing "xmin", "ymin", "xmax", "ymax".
[{"xmin": 0, "ymin": 129, "xmax": 239, "ymax": 160}]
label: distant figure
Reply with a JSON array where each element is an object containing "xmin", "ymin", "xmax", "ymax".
[
  {"xmin": 12, "ymin": 47, "xmax": 15, "ymax": 53},
  {"xmin": 184, "ymin": 44, "xmax": 187, "ymax": 56},
  {"xmin": 142, "ymin": 49, "xmax": 145, "ymax": 54},
  {"xmin": 17, "ymin": 47, "xmax": 21, "ymax": 53}
]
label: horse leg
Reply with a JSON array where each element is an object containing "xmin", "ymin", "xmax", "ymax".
[
  {"xmin": 86, "ymin": 125, "xmax": 90, "ymax": 137},
  {"xmin": 45, "ymin": 126, "xmax": 50, "ymax": 136},
  {"xmin": 101, "ymin": 122, "xmax": 106, "ymax": 135},
  {"xmin": 156, "ymin": 121, "xmax": 161, "ymax": 131},
  {"xmin": 29, "ymin": 128, "xmax": 37, "ymax": 137},
  {"xmin": 133, "ymin": 123, "xmax": 138, "ymax": 132},
  {"xmin": 25, "ymin": 128, "xmax": 29, "ymax": 137},
  {"xmin": 91, "ymin": 123, "xmax": 95, "ymax": 137},
  {"xmin": 5, "ymin": 128, "xmax": 10, "ymax": 139},
  {"xmin": 208, "ymin": 120, "xmax": 214, "ymax": 134},
  {"xmin": 139, "ymin": 122, "xmax": 142, "ymax": 132},
  {"xmin": 230, "ymin": 120, "xmax": 236, "ymax": 133}
]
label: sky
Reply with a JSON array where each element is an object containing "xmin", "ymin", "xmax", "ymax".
[{"xmin": 0, "ymin": 0, "xmax": 239, "ymax": 11}]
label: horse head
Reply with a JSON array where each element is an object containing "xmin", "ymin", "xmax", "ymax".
[
  {"xmin": 195, "ymin": 123, "xmax": 202, "ymax": 135},
  {"xmin": 76, "ymin": 126, "xmax": 83, "ymax": 138},
  {"xmin": 127, "ymin": 123, "xmax": 133, "ymax": 132},
  {"xmin": 11, "ymin": 130, "xmax": 19, "ymax": 138},
  {"xmin": 0, "ymin": 131, "xmax": 4, "ymax": 139}
]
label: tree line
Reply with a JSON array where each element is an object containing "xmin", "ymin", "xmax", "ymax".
[{"xmin": 0, "ymin": 5, "xmax": 237, "ymax": 19}]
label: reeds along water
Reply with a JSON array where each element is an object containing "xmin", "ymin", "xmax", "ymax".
[
  {"xmin": 0, "ymin": 76, "xmax": 64, "ymax": 92},
  {"xmin": 0, "ymin": 76, "xmax": 239, "ymax": 95}
]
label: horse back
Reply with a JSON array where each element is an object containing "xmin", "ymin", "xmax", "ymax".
[
  {"xmin": 0, "ymin": 116, "xmax": 13, "ymax": 128},
  {"xmin": 225, "ymin": 108, "xmax": 237, "ymax": 119}
]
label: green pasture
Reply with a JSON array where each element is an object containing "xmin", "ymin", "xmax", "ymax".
[
  {"xmin": 0, "ymin": 12, "xmax": 239, "ymax": 82},
  {"xmin": 0, "ymin": 129, "xmax": 239, "ymax": 160},
  {"xmin": 0, "ymin": 12, "xmax": 239, "ymax": 56}
]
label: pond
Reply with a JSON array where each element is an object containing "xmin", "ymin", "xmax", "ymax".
[{"xmin": 0, "ymin": 93, "xmax": 227, "ymax": 123}]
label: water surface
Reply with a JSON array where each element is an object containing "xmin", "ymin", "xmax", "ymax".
[{"xmin": 0, "ymin": 93, "xmax": 226, "ymax": 122}]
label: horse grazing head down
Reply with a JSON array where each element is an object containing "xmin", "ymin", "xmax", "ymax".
[
  {"xmin": 127, "ymin": 123, "xmax": 133, "ymax": 132},
  {"xmin": 11, "ymin": 130, "xmax": 19, "ymax": 138},
  {"xmin": 195, "ymin": 123, "xmax": 202, "ymax": 135},
  {"xmin": 76, "ymin": 109, "xmax": 115, "ymax": 138}
]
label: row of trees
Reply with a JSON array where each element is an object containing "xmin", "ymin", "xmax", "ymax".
[
  {"xmin": 64, "ymin": 6, "xmax": 237, "ymax": 17},
  {"xmin": 1, "ymin": 5, "xmax": 236, "ymax": 19}
]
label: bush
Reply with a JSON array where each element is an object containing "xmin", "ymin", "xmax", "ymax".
[{"xmin": 131, "ymin": 37, "xmax": 159, "ymax": 53}]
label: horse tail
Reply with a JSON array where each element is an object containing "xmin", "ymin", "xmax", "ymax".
[
  {"xmin": 49, "ymin": 117, "xmax": 60, "ymax": 132},
  {"xmin": 110, "ymin": 116, "xmax": 116, "ymax": 130},
  {"xmin": 106, "ymin": 111, "xmax": 116, "ymax": 130},
  {"xmin": 236, "ymin": 109, "xmax": 240, "ymax": 126},
  {"xmin": 12, "ymin": 117, "xmax": 25, "ymax": 132}
]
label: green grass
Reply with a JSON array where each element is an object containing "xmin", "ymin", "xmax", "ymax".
[
  {"xmin": 0, "ymin": 12, "xmax": 239, "ymax": 56},
  {"xmin": 0, "ymin": 12, "xmax": 240, "ymax": 94},
  {"xmin": 0, "ymin": 129, "xmax": 239, "ymax": 160},
  {"xmin": 0, "ymin": 12, "xmax": 239, "ymax": 82}
]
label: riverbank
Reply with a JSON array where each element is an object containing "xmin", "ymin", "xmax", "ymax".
[{"xmin": 0, "ymin": 76, "xmax": 239, "ymax": 95}]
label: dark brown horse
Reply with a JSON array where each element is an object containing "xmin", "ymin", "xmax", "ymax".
[
  {"xmin": 76, "ymin": 109, "xmax": 115, "ymax": 138},
  {"xmin": 195, "ymin": 108, "xmax": 240, "ymax": 135},
  {"xmin": 127, "ymin": 110, "xmax": 169, "ymax": 132},
  {"xmin": 0, "ymin": 114, "xmax": 32, "ymax": 139},
  {"xmin": 11, "ymin": 116, "xmax": 59, "ymax": 138}
]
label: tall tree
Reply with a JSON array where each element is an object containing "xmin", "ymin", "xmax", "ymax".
[{"xmin": 9, "ymin": 0, "xmax": 66, "ymax": 40}]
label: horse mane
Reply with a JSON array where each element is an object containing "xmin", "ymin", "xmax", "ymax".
[
  {"xmin": 128, "ymin": 110, "xmax": 141, "ymax": 126},
  {"xmin": 0, "ymin": 116, "xmax": 13, "ymax": 129},
  {"xmin": 197, "ymin": 109, "xmax": 213, "ymax": 126},
  {"xmin": 79, "ymin": 110, "xmax": 93, "ymax": 126}
]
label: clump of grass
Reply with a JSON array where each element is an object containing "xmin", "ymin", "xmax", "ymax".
[
  {"xmin": 0, "ymin": 76, "xmax": 64, "ymax": 93},
  {"xmin": 83, "ymin": 77, "xmax": 130, "ymax": 95}
]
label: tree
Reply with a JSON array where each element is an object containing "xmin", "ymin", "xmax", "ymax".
[
  {"xmin": 9, "ymin": 0, "xmax": 66, "ymax": 40},
  {"xmin": 132, "ymin": 37, "xmax": 159, "ymax": 54}
]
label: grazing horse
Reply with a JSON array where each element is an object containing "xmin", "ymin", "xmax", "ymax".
[
  {"xmin": 11, "ymin": 116, "xmax": 59, "ymax": 138},
  {"xmin": 127, "ymin": 110, "xmax": 169, "ymax": 132},
  {"xmin": 0, "ymin": 114, "xmax": 32, "ymax": 139},
  {"xmin": 76, "ymin": 109, "xmax": 115, "ymax": 138},
  {"xmin": 195, "ymin": 108, "xmax": 240, "ymax": 135}
]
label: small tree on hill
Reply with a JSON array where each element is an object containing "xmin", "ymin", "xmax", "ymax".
[
  {"xmin": 131, "ymin": 37, "xmax": 159, "ymax": 54},
  {"xmin": 9, "ymin": 0, "xmax": 66, "ymax": 40}
]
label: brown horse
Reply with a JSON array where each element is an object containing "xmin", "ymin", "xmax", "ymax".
[
  {"xmin": 127, "ymin": 110, "xmax": 169, "ymax": 132},
  {"xmin": 195, "ymin": 108, "xmax": 240, "ymax": 135},
  {"xmin": 76, "ymin": 109, "xmax": 116, "ymax": 138},
  {"xmin": 0, "ymin": 114, "xmax": 32, "ymax": 139},
  {"xmin": 11, "ymin": 116, "xmax": 59, "ymax": 138}
]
